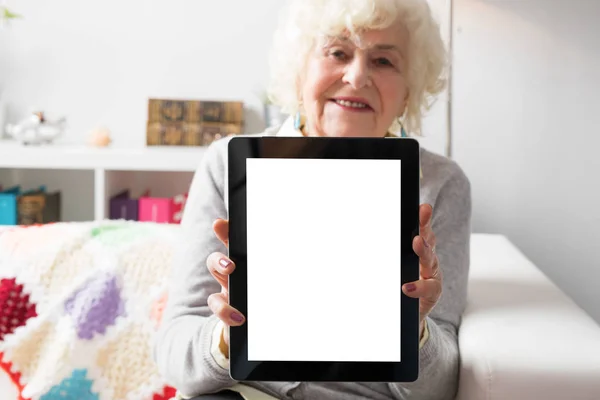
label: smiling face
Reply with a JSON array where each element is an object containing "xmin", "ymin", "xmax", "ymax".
[{"xmin": 299, "ymin": 21, "xmax": 410, "ymax": 137}]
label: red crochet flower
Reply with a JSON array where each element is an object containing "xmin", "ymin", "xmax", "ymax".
[
  {"xmin": 0, "ymin": 278, "xmax": 37, "ymax": 341},
  {"xmin": 153, "ymin": 385, "xmax": 177, "ymax": 400},
  {"xmin": 0, "ymin": 352, "xmax": 28, "ymax": 400}
]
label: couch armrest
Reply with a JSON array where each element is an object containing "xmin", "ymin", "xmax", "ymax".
[{"xmin": 456, "ymin": 234, "xmax": 600, "ymax": 400}]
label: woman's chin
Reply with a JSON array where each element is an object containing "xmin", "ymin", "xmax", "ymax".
[
  {"xmin": 319, "ymin": 115, "xmax": 381, "ymax": 137},
  {"xmin": 323, "ymin": 124, "xmax": 381, "ymax": 138}
]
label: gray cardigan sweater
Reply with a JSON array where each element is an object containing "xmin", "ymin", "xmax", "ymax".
[{"xmin": 153, "ymin": 121, "xmax": 472, "ymax": 400}]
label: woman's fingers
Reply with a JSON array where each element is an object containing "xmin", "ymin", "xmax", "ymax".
[
  {"xmin": 213, "ymin": 218, "xmax": 229, "ymax": 248},
  {"xmin": 413, "ymin": 234, "xmax": 438, "ymax": 277},
  {"xmin": 402, "ymin": 278, "xmax": 441, "ymax": 301},
  {"xmin": 207, "ymin": 292, "xmax": 246, "ymax": 327},
  {"xmin": 222, "ymin": 319, "xmax": 230, "ymax": 347},
  {"xmin": 402, "ymin": 278, "xmax": 442, "ymax": 315},
  {"xmin": 407, "ymin": 205, "xmax": 442, "ymax": 323},
  {"xmin": 207, "ymin": 219, "xmax": 245, "ymax": 339},
  {"xmin": 416, "ymin": 204, "xmax": 437, "ymax": 268},
  {"xmin": 419, "ymin": 203, "xmax": 433, "ymax": 229},
  {"xmin": 206, "ymin": 252, "xmax": 235, "ymax": 290}
]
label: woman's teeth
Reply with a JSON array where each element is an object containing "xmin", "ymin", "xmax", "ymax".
[{"xmin": 335, "ymin": 99, "xmax": 368, "ymax": 109}]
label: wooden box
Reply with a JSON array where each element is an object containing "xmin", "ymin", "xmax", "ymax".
[
  {"xmin": 146, "ymin": 121, "xmax": 241, "ymax": 147},
  {"xmin": 17, "ymin": 188, "xmax": 61, "ymax": 226},
  {"xmin": 148, "ymin": 99, "xmax": 244, "ymax": 124},
  {"xmin": 146, "ymin": 98, "xmax": 244, "ymax": 147}
]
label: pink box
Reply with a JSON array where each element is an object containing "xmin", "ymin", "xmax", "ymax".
[
  {"xmin": 139, "ymin": 197, "xmax": 173, "ymax": 223},
  {"xmin": 138, "ymin": 193, "xmax": 188, "ymax": 224}
]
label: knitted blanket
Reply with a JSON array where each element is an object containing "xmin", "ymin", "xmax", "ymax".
[{"xmin": 0, "ymin": 221, "xmax": 179, "ymax": 400}]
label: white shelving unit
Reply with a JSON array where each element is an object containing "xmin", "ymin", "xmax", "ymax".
[{"xmin": 0, "ymin": 141, "xmax": 205, "ymax": 222}]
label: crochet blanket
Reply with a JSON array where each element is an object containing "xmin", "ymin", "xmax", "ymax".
[{"xmin": 0, "ymin": 221, "xmax": 179, "ymax": 400}]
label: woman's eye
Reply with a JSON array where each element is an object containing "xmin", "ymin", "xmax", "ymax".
[
  {"xmin": 331, "ymin": 50, "xmax": 347, "ymax": 60},
  {"xmin": 374, "ymin": 57, "xmax": 393, "ymax": 67}
]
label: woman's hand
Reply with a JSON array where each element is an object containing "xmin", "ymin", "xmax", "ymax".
[
  {"xmin": 402, "ymin": 204, "xmax": 442, "ymax": 339},
  {"xmin": 206, "ymin": 218, "xmax": 245, "ymax": 353}
]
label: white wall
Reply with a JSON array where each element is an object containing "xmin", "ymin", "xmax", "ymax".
[
  {"xmin": 0, "ymin": 0, "xmax": 288, "ymax": 146},
  {"xmin": 453, "ymin": 0, "xmax": 600, "ymax": 322},
  {"xmin": 0, "ymin": 0, "xmax": 450, "ymax": 151}
]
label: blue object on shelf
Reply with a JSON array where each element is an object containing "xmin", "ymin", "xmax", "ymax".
[{"xmin": 0, "ymin": 186, "xmax": 21, "ymax": 225}]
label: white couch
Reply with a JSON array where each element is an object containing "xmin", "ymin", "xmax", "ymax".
[{"xmin": 457, "ymin": 234, "xmax": 600, "ymax": 400}]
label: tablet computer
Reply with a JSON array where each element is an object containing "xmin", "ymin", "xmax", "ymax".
[{"xmin": 227, "ymin": 136, "xmax": 420, "ymax": 382}]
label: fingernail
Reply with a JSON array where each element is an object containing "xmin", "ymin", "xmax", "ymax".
[
  {"xmin": 219, "ymin": 257, "xmax": 232, "ymax": 269},
  {"xmin": 231, "ymin": 312, "xmax": 244, "ymax": 323},
  {"xmin": 422, "ymin": 237, "xmax": 430, "ymax": 248},
  {"xmin": 405, "ymin": 283, "xmax": 417, "ymax": 292}
]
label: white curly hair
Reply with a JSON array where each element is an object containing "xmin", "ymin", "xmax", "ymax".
[{"xmin": 266, "ymin": 0, "xmax": 447, "ymax": 136}]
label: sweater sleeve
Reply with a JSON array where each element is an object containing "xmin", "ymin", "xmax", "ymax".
[
  {"xmin": 153, "ymin": 139, "xmax": 237, "ymax": 398},
  {"xmin": 389, "ymin": 166, "xmax": 472, "ymax": 400}
]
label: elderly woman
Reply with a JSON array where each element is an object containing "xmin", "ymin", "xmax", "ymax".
[{"xmin": 154, "ymin": 0, "xmax": 471, "ymax": 399}]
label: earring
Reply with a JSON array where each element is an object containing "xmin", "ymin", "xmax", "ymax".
[
  {"xmin": 293, "ymin": 111, "xmax": 302, "ymax": 130},
  {"xmin": 398, "ymin": 118, "xmax": 408, "ymax": 138},
  {"xmin": 400, "ymin": 125, "xmax": 408, "ymax": 138}
]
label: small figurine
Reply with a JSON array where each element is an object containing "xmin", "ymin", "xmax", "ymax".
[
  {"xmin": 5, "ymin": 111, "xmax": 67, "ymax": 145},
  {"xmin": 88, "ymin": 126, "xmax": 112, "ymax": 147}
]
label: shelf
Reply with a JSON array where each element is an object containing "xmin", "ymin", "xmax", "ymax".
[
  {"xmin": 0, "ymin": 141, "xmax": 203, "ymax": 224},
  {"xmin": 0, "ymin": 141, "xmax": 207, "ymax": 172}
]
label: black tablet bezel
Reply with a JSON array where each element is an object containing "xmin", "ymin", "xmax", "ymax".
[{"xmin": 227, "ymin": 136, "xmax": 420, "ymax": 382}]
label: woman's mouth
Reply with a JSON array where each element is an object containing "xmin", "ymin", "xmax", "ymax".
[{"xmin": 330, "ymin": 98, "xmax": 373, "ymax": 112}]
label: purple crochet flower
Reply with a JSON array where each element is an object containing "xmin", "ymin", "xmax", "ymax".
[{"xmin": 64, "ymin": 273, "xmax": 125, "ymax": 340}]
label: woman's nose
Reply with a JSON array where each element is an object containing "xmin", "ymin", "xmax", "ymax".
[{"xmin": 342, "ymin": 56, "xmax": 371, "ymax": 89}]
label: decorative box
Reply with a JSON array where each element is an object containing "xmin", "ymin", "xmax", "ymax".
[
  {"xmin": 109, "ymin": 190, "xmax": 145, "ymax": 221},
  {"xmin": 146, "ymin": 122, "xmax": 241, "ymax": 146},
  {"xmin": 138, "ymin": 193, "xmax": 188, "ymax": 224},
  {"xmin": 17, "ymin": 187, "xmax": 61, "ymax": 226},
  {"xmin": 148, "ymin": 99, "xmax": 243, "ymax": 124},
  {"xmin": 172, "ymin": 193, "xmax": 188, "ymax": 224},
  {"xmin": 146, "ymin": 98, "xmax": 244, "ymax": 147},
  {"xmin": 0, "ymin": 186, "xmax": 20, "ymax": 225}
]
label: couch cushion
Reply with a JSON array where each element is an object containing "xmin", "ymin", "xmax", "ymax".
[{"xmin": 457, "ymin": 234, "xmax": 600, "ymax": 400}]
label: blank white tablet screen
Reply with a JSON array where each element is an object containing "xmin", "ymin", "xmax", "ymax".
[{"xmin": 246, "ymin": 158, "xmax": 401, "ymax": 362}]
